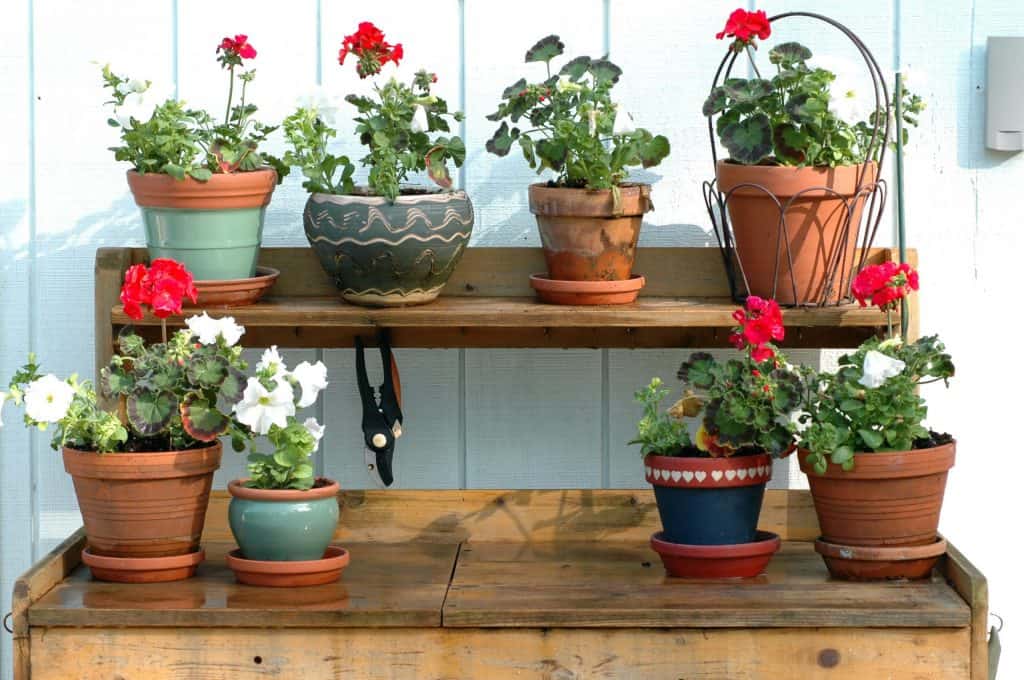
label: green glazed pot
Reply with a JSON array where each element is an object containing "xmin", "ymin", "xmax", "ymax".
[
  {"xmin": 303, "ymin": 188, "xmax": 474, "ymax": 306},
  {"xmin": 127, "ymin": 169, "xmax": 277, "ymax": 281},
  {"xmin": 227, "ymin": 479, "xmax": 340, "ymax": 562}
]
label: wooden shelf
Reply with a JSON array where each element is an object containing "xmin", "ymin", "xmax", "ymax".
[{"xmin": 98, "ymin": 246, "xmax": 909, "ymax": 349}]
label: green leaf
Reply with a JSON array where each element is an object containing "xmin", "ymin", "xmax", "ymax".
[
  {"xmin": 100, "ymin": 365, "xmax": 134, "ymax": 397},
  {"xmin": 702, "ymin": 86, "xmax": 729, "ymax": 117},
  {"xmin": 559, "ymin": 56, "xmax": 591, "ymax": 81},
  {"xmin": 769, "ymin": 42, "xmax": 813, "ymax": 66},
  {"xmin": 640, "ymin": 134, "xmax": 670, "ymax": 168},
  {"xmin": 186, "ymin": 354, "xmax": 228, "ymax": 389},
  {"xmin": 858, "ymin": 429, "xmax": 884, "ymax": 450},
  {"xmin": 589, "ymin": 59, "xmax": 623, "ymax": 86},
  {"xmin": 425, "ymin": 146, "xmax": 453, "ymax": 189},
  {"xmin": 501, "ymin": 78, "xmax": 528, "ymax": 100},
  {"xmin": 485, "ymin": 121, "xmax": 514, "ymax": 157},
  {"xmin": 772, "ymin": 123, "xmax": 807, "ymax": 164},
  {"xmin": 785, "ymin": 92, "xmax": 827, "ymax": 123},
  {"xmin": 162, "ymin": 163, "xmax": 186, "ymax": 180},
  {"xmin": 180, "ymin": 393, "xmax": 229, "ymax": 442},
  {"xmin": 677, "ymin": 352, "xmax": 716, "ymax": 390},
  {"xmin": 525, "ymin": 35, "xmax": 565, "ymax": 63},
  {"xmin": 535, "ymin": 138, "xmax": 567, "ymax": 171},
  {"xmin": 720, "ymin": 114, "xmax": 773, "ymax": 164},
  {"xmin": 830, "ymin": 445, "xmax": 854, "ymax": 465},
  {"xmin": 126, "ymin": 388, "xmax": 175, "ymax": 436},
  {"xmin": 188, "ymin": 167, "xmax": 212, "ymax": 182},
  {"xmin": 519, "ymin": 135, "xmax": 536, "ymax": 165},
  {"xmin": 839, "ymin": 399, "xmax": 864, "ymax": 412},
  {"xmin": 722, "ymin": 78, "xmax": 772, "ymax": 105}
]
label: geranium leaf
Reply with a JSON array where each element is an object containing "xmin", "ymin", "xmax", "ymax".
[
  {"xmin": 218, "ymin": 365, "xmax": 246, "ymax": 408},
  {"xmin": 180, "ymin": 394, "xmax": 229, "ymax": 442},
  {"xmin": 720, "ymin": 114, "xmax": 773, "ymax": 164},
  {"xmin": 678, "ymin": 352, "xmax": 716, "ymax": 390},
  {"xmin": 769, "ymin": 41, "xmax": 813, "ymax": 66},
  {"xmin": 535, "ymin": 138, "xmax": 568, "ymax": 171},
  {"xmin": 501, "ymin": 78, "xmax": 528, "ymax": 100},
  {"xmin": 126, "ymin": 388, "xmax": 175, "ymax": 436},
  {"xmin": 425, "ymin": 147, "xmax": 453, "ymax": 188},
  {"xmin": 525, "ymin": 35, "xmax": 564, "ymax": 64},
  {"xmin": 640, "ymin": 134, "xmax": 670, "ymax": 168},
  {"xmin": 485, "ymin": 121, "xmax": 513, "ymax": 157},
  {"xmin": 588, "ymin": 59, "xmax": 623, "ymax": 86},
  {"xmin": 773, "ymin": 123, "xmax": 807, "ymax": 164},
  {"xmin": 722, "ymin": 78, "xmax": 772, "ymax": 105},
  {"xmin": 785, "ymin": 92, "xmax": 826, "ymax": 123},
  {"xmin": 100, "ymin": 364, "xmax": 134, "ymax": 397},
  {"xmin": 186, "ymin": 354, "xmax": 228, "ymax": 388},
  {"xmin": 702, "ymin": 86, "xmax": 729, "ymax": 117},
  {"xmin": 559, "ymin": 56, "xmax": 591, "ymax": 81}
]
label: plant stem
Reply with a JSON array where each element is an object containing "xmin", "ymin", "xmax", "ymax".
[
  {"xmin": 886, "ymin": 308, "xmax": 893, "ymax": 340},
  {"xmin": 745, "ymin": 45, "xmax": 763, "ymax": 80},
  {"xmin": 238, "ymin": 77, "xmax": 248, "ymax": 134},
  {"xmin": 224, "ymin": 64, "xmax": 235, "ymax": 125},
  {"xmin": 161, "ymin": 319, "xmax": 167, "ymax": 344}
]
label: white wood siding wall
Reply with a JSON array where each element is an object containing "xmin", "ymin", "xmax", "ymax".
[{"xmin": 1, "ymin": 1, "xmax": 1021, "ymax": 678}]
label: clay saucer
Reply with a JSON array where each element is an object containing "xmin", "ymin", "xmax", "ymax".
[
  {"xmin": 226, "ymin": 546, "xmax": 350, "ymax": 587},
  {"xmin": 529, "ymin": 274, "xmax": 645, "ymax": 305},
  {"xmin": 650, "ymin": 530, "xmax": 781, "ymax": 579},
  {"xmin": 82, "ymin": 547, "xmax": 204, "ymax": 583},
  {"xmin": 187, "ymin": 266, "xmax": 279, "ymax": 308},
  {"xmin": 814, "ymin": 536, "xmax": 947, "ymax": 581}
]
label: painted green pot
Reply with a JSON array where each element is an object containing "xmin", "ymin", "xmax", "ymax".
[
  {"xmin": 127, "ymin": 169, "xmax": 277, "ymax": 281},
  {"xmin": 303, "ymin": 188, "xmax": 474, "ymax": 306},
  {"xmin": 227, "ymin": 479, "xmax": 340, "ymax": 561}
]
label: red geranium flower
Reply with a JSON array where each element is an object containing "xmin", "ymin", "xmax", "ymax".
[
  {"xmin": 338, "ymin": 22, "xmax": 403, "ymax": 79},
  {"xmin": 119, "ymin": 259, "xmax": 198, "ymax": 320},
  {"xmin": 730, "ymin": 296, "xmax": 784, "ymax": 364},
  {"xmin": 120, "ymin": 264, "xmax": 150, "ymax": 321},
  {"xmin": 851, "ymin": 262, "xmax": 919, "ymax": 311},
  {"xmin": 716, "ymin": 8, "xmax": 771, "ymax": 44},
  {"xmin": 218, "ymin": 34, "xmax": 257, "ymax": 60}
]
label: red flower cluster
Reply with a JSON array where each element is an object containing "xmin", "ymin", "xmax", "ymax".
[
  {"xmin": 120, "ymin": 259, "xmax": 198, "ymax": 320},
  {"xmin": 715, "ymin": 8, "xmax": 771, "ymax": 43},
  {"xmin": 730, "ymin": 296, "xmax": 785, "ymax": 363},
  {"xmin": 338, "ymin": 22, "xmax": 403, "ymax": 79},
  {"xmin": 851, "ymin": 262, "xmax": 919, "ymax": 311},
  {"xmin": 218, "ymin": 34, "xmax": 257, "ymax": 60}
]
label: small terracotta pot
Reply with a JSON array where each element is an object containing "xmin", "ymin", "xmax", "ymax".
[
  {"xmin": 529, "ymin": 274, "xmax": 645, "ymax": 305},
  {"xmin": 187, "ymin": 266, "xmax": 280, "ymax": 308},
  {"xmin": 651, "ymin": 530, "xmax": 781, "ymax": 578},
  {"xmin": 798, "ymin": 442, "xmax": 955, "ymax": 547},
  {"xmin": 81, "ymin": 547, "xmax": 205, "ymax": 583},
  {"xmin": 63, "ymin": 443, "xmax": 222, "ymax": 558},
  {"xmin": 226, "ymin": 546, "xmax": 350, "ymax": 587},
  {"xmin": 716, "ymin": 161, "xmax": 878, "ymax": 306},
  {"xmin": 814, "ymin": 536, "xmax": 947, "ymax": 581},
  {"xmin": 126, "ymin": 168, "xmax": 277, "ymax": 209},
  {"xmin": 528, "ymin": 183, "xmax": 651, "ymax": 282}
]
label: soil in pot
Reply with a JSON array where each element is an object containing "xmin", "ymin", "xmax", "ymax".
[
  {"xmin": 303, "ymin": 188, "xmax": 474, "ymax": 307},
  {"xmin": 127, "ymin": 168, "xmax": 277, "ymax": 281},
  {"xmin": 646, "ymin": 451, "xmax": 773, "ymax": 545},
  {"xmin": 63, "ymin": 442, "xmax": 222, "ymax": 558},
  {"xmin": 528, "ymin": 183, "xmax": 651, "ymax": 282},
  {"xmin": 798, "ymin": 435, "xmax": 954, "ymax": 547},
  {"xmin": 228, "ymin": 478, "xmax": 340, "ymax": 562},
  {"xmin": 716, "ymin": 161, "xmax": 878, "ymax": 306}
]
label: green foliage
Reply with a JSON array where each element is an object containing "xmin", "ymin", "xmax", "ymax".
[
  {"xmin": 628, "ymin": 378, "xmax": 692, "ymax": 457},
  {"xmin": 799, "ymin": 336, "xmax": 955, "ymax": 473},
  {"xmin": 246, "ymin": 420, "xmax": 317, "ymax": 490},
  {"xmin": 703, "ymin": 42, "xmax": 924, "ymax": 167},
  {"xmin": 281, "ymin": 108, "xmax": 355, "ymax": 194},
  {"xmin": 486, "ymin": 35, "xmax": 670, "ymax": 190}
]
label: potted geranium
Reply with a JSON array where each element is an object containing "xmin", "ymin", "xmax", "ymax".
[
  {"xmin": 103, "ymin": 33, "xmax": 287, "ymax": 283},
  {"xmin": 485, "ymin": 35, "xmax": 670, "ymax": 305},
  {"xmin": 798, "ymin": 263, "xmax": 955, "ymax": 580},
  {"xmin": 703, "ymin": 9, "xmax": 924, "ymax": 306},
  {"xmin": 282, "ymin": 22, "xmax": 472, "ymax": 307},
  {"xmin": 630, "ymin": 297, "xmax": 803, "ymax": 577}
]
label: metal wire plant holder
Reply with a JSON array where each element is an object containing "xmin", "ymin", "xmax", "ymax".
[{"xmin": 703, "ymin": 12, "xmax": 892, "ymax": 307}]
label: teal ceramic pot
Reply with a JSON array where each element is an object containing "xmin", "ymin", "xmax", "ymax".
[
  {"xmin": 127, "ymin": 169, "xmax": 277, "ymax": 281},
  {"xmin": 227, "ymin": 479, "xmax": 340, "ymax": 561},
  {"xmin": 303, "ymin": 188, "xmax": 474, "ymax": 306}
]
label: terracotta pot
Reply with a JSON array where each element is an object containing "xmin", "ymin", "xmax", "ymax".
[
  {"xmin": 716, "ymin": 161, "xmax": 878, "ymax": 306},
  {"xmin": 187, "ymin": 266, "xmax": 280, "ymax": 308},
  {"xmin": 529, "ymin": 274, "xmax": 645, "ymax": 305},
  {"xmin": 81, "ymin": 547, "xmax": 205, "ymax": 584},
  {"xmin": 226, "ymin": 546, "xmax": 350, "ymax": 587},
  {"xmin": 814, "ymin": 536, "xmax": 947, "ymax": 581},
  {"xmin": 651, "ymin": 530, "xmax": 781, "ymax": 578},
  {"xmin": 645, "ymin": 453, "xmax": 773, "ymax": 545},
  {"xmin": 63, "ymin": 443, "xmax": 222, "ymax": 558},
  {"xmin": 528, "ymin": 183, "xmax": 651, "ymax": 282},
  {"xmin": 126, "ymin": 168, "xmax": 277, "ymax": 281},
  {"xmin": 798, "ymin": 442, "xmax": 955, "ymax": 547}
]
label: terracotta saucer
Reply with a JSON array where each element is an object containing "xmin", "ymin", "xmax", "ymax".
[
  {"xmin": 226, "ymin": 546, "xmax": 350, "ymax": 587},
  {"xmin": 82, "ymin": 547, "xmax": 204, "ymax": 583},
  {"xmin": 187, "ymin": 266, "xmax": 279, "ymax": 308},
  {"xmin": 814, "ymin": 536, "xmax": 947, "ymax": 581},
  {"xmin": 529, "ymin": 274, "xmax": 645, "ymax": 305},
  {"xmin": 650, "ymin": 530, "xmax": 781, "ymax": 578}
]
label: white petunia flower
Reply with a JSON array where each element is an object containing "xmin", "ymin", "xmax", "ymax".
[
  {"xmin": 216, "ymin": 316, "xmax": 245, "ymax": 347},
  {"xmin": 116, "ymin": 78, "xmax": 148, "ymax": 96},
  {"xmin": 185, "ymin": 312, "xmax": 245, "ymax": 347},
  {"xmin": 291, "ymin": 360, "xmax": 328, "ymax": 408},
  {"xmin": 294, "ymin": 85, "xmax": 343, "ymax": 127},
  {"xmin": 612, "ymin": 107, "xmax": 636, "ymax": 136},
  {"xmin": 303, "ymin": 417, "xmax": 325, "ymax": 451},
  {"xmin": 114, "ymin": 81, "xmax": 173, "ymax": 129},
  {"xmin": 233, "ymin": 377, "xmax": 295, "ymax": 435},
  {"xmin": 858, "ymin": 350, "xmax": 906, "ymax": 389},
  {"xmin": 816, "ymin": 56, "xmax": 867, "ymax": 124},
  {"xmin": 410, "ymin": 105, "xmax": 429, "ymax": 134},
  {"xmin": 23, "ymin": 375, "xmax": 75, "ymax": 424},
  {"xmin": 256, "ymin": 345, "xmax": 288, "ymax": 377}
]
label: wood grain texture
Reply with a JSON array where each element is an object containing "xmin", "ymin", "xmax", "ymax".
[
  {"xmin": 29, "ymin": 541, "xmax": 458, "ymax": 628},
  {"xmin": 943, "ymin": 541, "xmax": 989, "ymax": 680},
  {"xmin": 200, "ymin": 489, "xmax": 821, "ymax": 544},
  {"xmin": 28, "ymin": 626, "xmax": 971, "ymax": 680}
]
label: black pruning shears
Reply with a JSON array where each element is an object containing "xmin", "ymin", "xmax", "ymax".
[{"xmin": 356, "ymin": 330, "xmax": 404, "ymax": 487}]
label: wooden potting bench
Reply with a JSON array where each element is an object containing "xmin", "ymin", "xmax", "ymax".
[{"xmin": 10, "ymin": 246, "xmax": 987, "ymax": 679}]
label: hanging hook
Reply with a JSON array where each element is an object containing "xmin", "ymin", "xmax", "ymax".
[{"xmin": 3, "ymin": 612, "xmax": 13, "ymax": 634}]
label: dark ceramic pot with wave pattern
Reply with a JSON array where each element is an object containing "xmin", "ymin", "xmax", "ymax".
[{"xmin": 303, "ymin": 188, "xmax": 474, "ymax": 307}]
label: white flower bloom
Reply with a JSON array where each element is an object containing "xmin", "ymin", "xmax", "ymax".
[
  {"xmin": 814, "ymin": 56, "xmax": 867, "ymax": 124},
  {"xmin": 256, "ymin": 345, "xmax": 288, "ymax": 377},
  {"xmin": 303, "ymin": 417, "xmax": 325, "ymax": 451},
  {"xmin": 612, "ymin": 107, "xmax": 636, "ymax": 136},
  {"xmin": 116, "ymin": 78, "xmax": 148, "ymax": 95},
  {"xmin": 410, "ymin": 105, "xmax": 429, "ymax": 134},
  {"xmin": 233, "ymin": 377, "xmax": 296, "ymax": 435},
  {"xmin": 291, "ymin": 360, "xmax": 328, "ymax": 408},
  {"xmin": 23, "ymin": 374, "xmax": 75, "ymax": 424},
  {"xmin": 294, "ymin": 85, "xmax": 342, "ymax": 127},
  {"xmin": 185, "ymin": 312, "xmax": 245, "ymax": 347},
  {"xmin": 114, "ymin": 81, "xmax": 172, "ymax": 129},
  {"xmin": 858, "ymin": 350, "xmax": 906, "ymax": 389}
]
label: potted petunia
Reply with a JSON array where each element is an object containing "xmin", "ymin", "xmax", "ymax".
[
  {"xmin": 283, "ymin": 22, "xmax": 472, "ymax": 307},
  {"xmin": 798, "ymin": 262, "xmax": 955, "ymax": 580},
  {"xmin": 703, "ymin": 9, "xmax": 925, "ymax": 306},
  {"xmin": 485, "ymin": 35, "xmax": 671, "ymax": 305},
  {"xmin": 103, "ymin": 33, "xmax": 287, "ymax": 283},
  {"xmin": 630, "ymin": 297, "xmax": 804, "ymax": 577}
]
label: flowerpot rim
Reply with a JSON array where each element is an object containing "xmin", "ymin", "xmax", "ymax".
[
  {"xmin": 62, "ymin": 441, "xmax": 221, "ymax": 457},
  {"xmin": 228, "ymin": 478, "xmax": 340, "ymax": 502},
  {"xmin": 814, "ymin": 535, "xmax": 947, "ymax": 562},
  {"xmin": 127, "ymin": 167, "xmax": 277, "ymax": 209},
  {"xmin": 645, "ymin": 452, "xmax": 773, "ymax": 488},
  {"xmin": 715, "ymin": 159, "xmax": 879, "ymax": 198},
  {"xmin": 307, "ymin": 188, "xmax": 470, "ymax": 205},
  {"xmin": 62, "ymin": 442, "xmax": 222, "ymax": 480},
  {"xmin": 528, "ymin": 182, "xmax": 651, "ymax": 217},
  {"xmin": 651, "ymin": 530, "xmax": 781, "ymax": 558},
  {"xmin": 81, "ymin": 546, "xmax": 205, "ymax": 570},
  {"xmin": 226, "ymin": 545, "xmax": 349, "ymax": 573},
  {"xmin": 798, "ymin": 441, "xmax": 956, "ymax": 479},
  {"xmin": 529, "ymin": 273, "xmax": 645, "ymax": 293}
]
